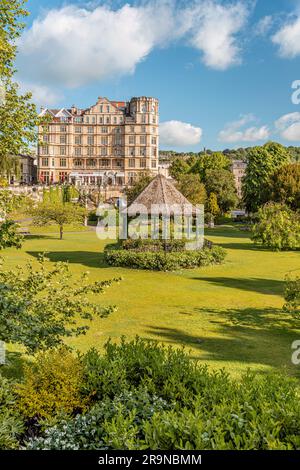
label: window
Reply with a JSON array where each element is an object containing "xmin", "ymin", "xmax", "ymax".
[
  {"xmin": 140, "ymin": 135, "xmax": 146, "ymax": 145},
  {"xmin": 41, "ymin": 146, "xmax": 49, "ymax": 155},
  {"xmin": 106, "ymin": 106, "xmax": 110, "ymax": 113},
  {"xmin": 60, "ymin": 158, "xmax": 67, "ymax": 167},
  {"xmin": 129, "ymin": 148, "xmax": 135, "ymax": 157},
  {"xmin": 113, "ymin": 117, "xmax": 117, "ymax": 124},
  {"xmin": 119, "ymin": 117, "xmax": 123, "ymax": 124},
  {"xmin": 75, "ymin": 135, "xmax": 82, "ymax": 145},
  {"xmin": 99, "ymin": 116, "xmax": 103, "ymax": 124},
  {"xmin": 60, "ymin": 147, "xmax": 66, "ymax": 155},
  {"xmin": 140, "ymin": 147, "xmax": 146, "ymax": 157},
  {"xmin": 106, "ymin": 116, "xmax": 110, "ymax": 124},
  {"xmin": 60, "ymin": 125, "xmax": 67, "ymax": 133},
  {"xmin": 151, "ymin": 137, "xmax": 156, "ymax": 145},
  {"xmin": 75, "ymin": 126, "xmax": 82, "ymax": 133},
  {"xmin": 74, "ymin": 117, "xmax": 82, "ymax": 123},
  {"xmin": 140, "ymin": 159, "xmax": 146, "ymax": 168},
  {"xmin": 40, "ymin": 171, "xmax": 50, "ymax": 184},
  {"xmin": 130, "ymin": 126, "xmax": 134, "ymax": 133},
  {"xmin": 129, "ymin": 135, "xmax": 135, "ymax": 145},
  {"xmin": 87, "ymin": 159, "xmax": 96, "ymax": 167},
  {"xmin": 87, "ymin": 136, "xmax": 94, "ymax": 146},
  {"xmin": 41, "ymin": 157, "xmax": 49, "ymax": 166},
  {"xmin": 101, "ymin": 126, "xmax": 108, "ymax": 133},
  {"xmin": 60, "ymin": 117, "xmax": 68, "ymax": 123},
  {"xmin": 99, "ymin": 105, "xmax": 103, "ymax": 113},
  {"xmin": 141, "ymin": 115, "xmax": 146, "ymax": 124},
  {"xmin": 101, "ymin": 159, "xmax": 110, "ymax": 167},
  {"xmin": 92, "ymin": 116, "xmax": 96, "ymax": 124},
  {"xmin": 101, "ymin": 147, "xmax": 107, "ymax": 156},
  {"xmin": 88, "ymin": 126, "xmax": 94, "ymax": 134},
  {"xmin": 86, "ymin": 117, "xmax": 90, "ymax": 123},
  {"xmin": 74, "ymin": 159, "xmax": 83, "ymax": 167},
  {"xmin": 101, "ymin": 136, "xmax": 108, "ymax": 145},
  {"xmin": 142, "ymin": 126, "xmax": 146, "ymax": 133},
  {"xmin": 152, "ymin": 147, "xmax": 157, "ymax": 157},
  {"xmin": 75, "ymin": 147, "xmax": 82, "ymax": 156},
  {"xmin": 129, "ymin": 158, "xmax": 135, "ymax": 168},
  {"xmin": 59, "ymin": 172, "xmax": 68, "ymax": 183},
  {"xmin": 152, "ymin": 116, "xmax": 156, "ymax": 124},
  {"xmin": 87, "ymin": 147, "xmax": 94, "ymax": 156},
  {"xmin": 152, "ymin": 127, "xmax": 156, "ymax": 134},
  {"xmin": 60, "ymin": 135, "xmax": 66, "ymax": 144},
  {"xmin": 151, "ymin": 160, "xmax": 157, "ymax": 169}
]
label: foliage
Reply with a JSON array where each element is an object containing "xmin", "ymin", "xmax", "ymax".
[
  {"xmin": 169, "ymin": 157, "xmax": 190, "ymax": 180},
  {"xmin": 16, "ymin": 347, "xmax": 85, "ymax": 421},
  {"xmin": 190, "ymin": 152, "xmax": 231, "ymax": 181},
  {"xmin": 23, "ymin": 339, "xmax": 300, "ymax": 450},
  {"xmin": 0, "ymin": 255, "xmax": 119, "ymax": 353},
  {"xmin": 205, "ymin": 169, "xmax": 238, "ymax": 214},
  {"xmin": 0, "ymin": 0, "xmax": 40, "ymax": 177},
  {"xmin": 30, "ymin": 201, "xmax": 87, "ymax": 239},
  {"xmin": 125, "ymin": 172, "xmax": 153, "ymax": 204},
  {"xmin": 0, "ymin": 189, "xmax": 24, "ymax": 218},
  {"xmin": 243, "ymin": 142, "xmax": 290, "ymax": 213},
  {"xmin": 252, "ymin": 203, "xmax": 300, "ymax": 251},
  {"xmin": 0, "ymin": 177, "xmax": 8, "ymax": 187},
  {"xmin": 105, "ymin": 246, "xmax": 226, "ymax": 271},
  {"xmin": 175, "ymin": 174, "xmax": 206, "ymax": 205},
  {"xmin": 206, "ymin": 193, "xmax": 220, "ymax": 219},
  {"xmin": 0, "ymin": 219, "xmax": 23, "ymax": 250},
  {"xmin": 283, "ymin": 276, "xmax": 300, "ymax": 313},
  {"xmin": 265, "ymin": 163, "xmax": 300, "ymax": 210},
  {"xmin": 122, "ymin": 238, "xmax": 187, "ymax": 252},
  {"xmin": 0, "ymin": 373, "xmax": 23, "ymax": 449}
]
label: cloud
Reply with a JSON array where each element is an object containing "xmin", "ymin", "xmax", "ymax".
[
  {"xmin": 185, "ymin": 0, "xmax": 249, "ymax": 70},
  {"xmin": 272, "ymin": 16, "xmax": 300, "ymax": 58},
  {"xmin": 255, "ymin": 15, "xmax": 273, "ymax": 36},
  {"xmin": 18, "ymin": 81, "xmax": 64, "ymax": 106},
  {"xmin": 17, "ymin": 1, "xmax": 250, "ymax": 89},
  {"xmin": 160, "ymin": 120, "xmax": 203, "ymax": 147},
  {"xmin": 218, "ymin": 114, "xmax": 270, "ymax": 143},
  {"xmin": 275, "ymin": 112, "xmax": 300, "ymax": 141}
]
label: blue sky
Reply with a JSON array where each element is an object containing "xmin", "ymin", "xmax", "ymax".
[{"xmin": 16, "ymin": 0, "xmax": 300, "ymax": 150}]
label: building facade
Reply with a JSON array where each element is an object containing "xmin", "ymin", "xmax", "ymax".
[
  {"xmin": 231, "ymin": 159, "xmax": 247, "ymax": 198},
  {"xmin": 20, "ymin": 154, "xmax": 37, "ymax": 185},
  {"xmin": 38, "ymin": 96, "xmax": 159, "ymax": 188}
]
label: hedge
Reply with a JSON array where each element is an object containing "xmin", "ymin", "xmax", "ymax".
[{"xmin": 105, "ymin": 246, "xmax": 226, "ymax": 271}]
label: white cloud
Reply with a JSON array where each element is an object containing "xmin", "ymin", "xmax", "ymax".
[
  {"xmin": 18, "ymin": 80, "xmax": 64, "ymax": 106},
  {"xmin": 17, "ymin": 1, "xmax": 250, "ymax": 89},
  {"xmin": 218, "ymin": 114, "xmax": 270, "ymax": 143},
  {"xmin": 272, "ymin": 16, "xmax": 300, "ymax": 58},
  {"xmin": 255, "ymin": 15, "xmax": 273, "ymax": 36},
  {"xmin": 185, "ymin": 0, "xmax": 249, "ymax": 70},
  {"xmin": 160, "ymin": 120, "xmax": 203, "ymax": 147},
  {"xmin": 275, "ymin": 112, "xmax": 300, "ymax": 141}
]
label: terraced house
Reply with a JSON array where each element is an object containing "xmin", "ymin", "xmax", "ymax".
[{"xmin": 38, "ymin": 96, "xmax": 159, "ymax": 189}]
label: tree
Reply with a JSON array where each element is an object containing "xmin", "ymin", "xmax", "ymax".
[
  {"xmin": 265, "ymin": 163, "xmax": 300, "ymax": 210},
  {"xmin": 190, "ymin": 152, "xmax": 231, "ymax": 181},
  {"xmin": 175, "ymin": 174, "xmax": 206, "ymax": 205},
  {"xmin": 169, "ymin": 157, "xmax": 190, "ymax": 180},
  {"xmin": 205, "ymin": 169, "xmax": 238, "ymax": 214},
  {"xmin": 243, "ymin": 142, "xmax": 290, "ymax": 213},
  {"xmin": 0, "ymin": 255, "xmax": 119, "ymax": 353},
  {"xmin": 0, "ymin": 0, "xmax": 40, "ymax": 177},
  {"xmin": 31, "ymin": 201, "xmax": 87, "ymax": 239},
  {"xmin": 0, "ymin": 190, "xmax": 24, "ymax": 249},
  {"xmin": 125, "ymin": 172, "xmax": 153, "ymax": 204},
  {"xmin": 283, "ymin": 276, "xmax": 300, "ymax": 313},
  {"xmin": 252, "ymin": 203, "xmax": 300, "ymax": 251},
  {"xmin": 206, "ymin": 193, "xmax": 220, "ymax": 218}
]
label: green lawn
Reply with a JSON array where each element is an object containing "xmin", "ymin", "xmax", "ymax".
[{"xmin": 2, "ymin": 225, "xmax": 300, "ymax": 379}]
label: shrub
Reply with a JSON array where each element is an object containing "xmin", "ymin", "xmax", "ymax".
[
  {"xmin": 0, "ymin": 374, "xmax": 23, "ymax": 449},
  {"xmin": 284, "ymin": 276, "xmax": 300, "ymax": 313},
  {"xmin": 16, "ymin": 347, "xmax": 85, "ymax": 421},
  {"xmin": 252, "ymin": 203, "xmax": 300, "ymax": 251},
  {"xmin": 122, "ymin": 238, "xmax": 187, "ymax": 252},
  {"xmin": 105, "ymin": 246, "xmax": 226, "ymax": 271},
  {"xmin": 24, "ymin": 339, "xmax": 300, "ymax": 450}
]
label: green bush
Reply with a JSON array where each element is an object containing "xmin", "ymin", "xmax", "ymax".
[
  {"xmin": 0, "ymin": 374, "xmax": 23, "ymax": 449},
  {"xmin": 122, "ymin": 238, "xmax": 187, "ymax": 252},
  {"xmin": 105, "ymin": 246, "xmax": 226, "ymax": 271},
  {"xmin": 284, "ymin": 276, "xmax": 300, "ymax": 313},
  {"xmin": 24, "ymin": 338, "xmax": 300, "ymax": 450}
]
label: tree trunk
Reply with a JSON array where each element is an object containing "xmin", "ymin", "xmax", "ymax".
[{"xmin": 60, "ymin": 225, "xmax": 63, "ymax": 240}]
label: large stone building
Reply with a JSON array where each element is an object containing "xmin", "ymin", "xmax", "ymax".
[{"xmin": 37, "ymin": 96, "xmax": 159, "ymax": 189}]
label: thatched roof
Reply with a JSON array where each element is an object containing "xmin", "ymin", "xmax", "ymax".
[{"xmin": 125, "ymin": 174, "xmax": 198, "ymax": 216}]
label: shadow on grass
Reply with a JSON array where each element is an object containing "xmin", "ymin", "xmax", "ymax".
[
  {"xmin": 191, "ymin": 276, "xmax": 284, "ymax": 296},
  {"xmin": 145, "ymin": 306, "xmax": 300, "ymax": 374},
  {"xmin": 27, "ymin": 250, "xmax": 109, "ymax": 269}
]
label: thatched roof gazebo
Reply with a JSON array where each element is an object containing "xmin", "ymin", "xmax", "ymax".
[{"xmin": 125, "ymin": 174, "xmax": 199, "ymax": 217}]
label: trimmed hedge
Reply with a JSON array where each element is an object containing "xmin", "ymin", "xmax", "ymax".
[{"xmin": 105, "ymin": 246, "xmax": 226, "ymax": 271}]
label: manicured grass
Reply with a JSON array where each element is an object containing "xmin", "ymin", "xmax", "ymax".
[{"xmin": 2, "ymin": 225, "xmax": 300, "ymax": 379}]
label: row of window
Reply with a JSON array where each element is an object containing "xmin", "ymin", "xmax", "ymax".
[
  {"xmin": 40, "ymin": 146, "xmax": 158, "ymax": 157},
  {"xmin": 40, "ymin": 158, "xmax": 156, "ymax": 169},
  {"xmin": 43, "ymin": 125, "xmax": 157, "ymax": 134},
  {"xmin": 43, "ymin": 135, "xmax": 157, "ymax": 145}
]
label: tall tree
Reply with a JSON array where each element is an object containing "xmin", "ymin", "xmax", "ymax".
[
  {"xmin": 265, "ymin": 163, "xmax": 300, "ymax": 211},
  {"xmin": 243, "ymin": 142, "xmax": 290, "ymax": 213},
  {"xmin": 205, "ymin": 169, "xmax": 238, "ymax": 214},
  {"xmin": 176, "ymin": 174, "xmax": 206, "ymax": 205},
  {"xmin": 190, "ymin": 152, "xmax": 231, "ymax": 181},
  {"xmin": 0, "ymin": 189, "xmax": 24, "ymax": 249},
  {"xmin": 0, "ymin": 0, "xmax": 40, "ymax": 177},
  {"xmin": 169, "ymin": 157, "xmax": 190, "ymax": 180}
]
